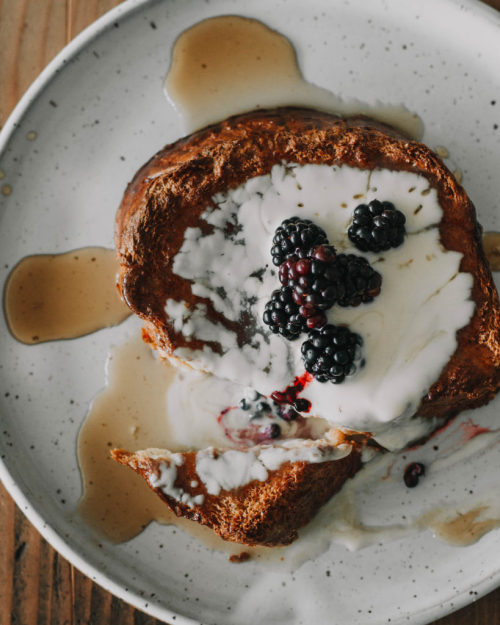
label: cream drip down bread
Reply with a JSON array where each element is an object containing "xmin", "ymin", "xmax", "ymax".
[{"xmin": 113, "ymin": 107, "xmax": 500, "ymax": 546}]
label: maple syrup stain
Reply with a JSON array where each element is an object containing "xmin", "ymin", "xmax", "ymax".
[
  {"xmin": 4, "ymin": 247, "xmax": 131, "ymax": 344},
  {"xmin": 483, "ymin": 231, "xmax": 500, "ymax": 271},
  {"xmin": 165, "ymin": 15, "xmax": 299, "ymax": 130},
  {"xmin": 78, "ymin": 334, "xmax": 246, "ymax": 557},
  {"xmin": 165, "ymin": 15, "xmax": 423, "ymax": 138},
  {"xmin": 78, "ymin": 335, "xmax": 176, "ymax": 542},
  {"xmin": 426, "ymin": 507, "xmax": 500, "ymax": 546}
]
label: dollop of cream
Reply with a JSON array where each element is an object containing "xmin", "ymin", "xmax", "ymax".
[
  {"xmin": 166, "ymin": 163, "xmax": 474, "ymax": 447},
  {"xmin": 148, "ymin": 452, "xmax": 205, "ymax": 508}
]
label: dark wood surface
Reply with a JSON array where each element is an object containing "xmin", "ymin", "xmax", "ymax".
[{"xmin": 1, "ymin": 1, "xmax": 500, "ymax": 623}]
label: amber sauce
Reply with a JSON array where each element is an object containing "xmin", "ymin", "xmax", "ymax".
[
  {"xmin": 483, "ymin": 231, "xmax": 500, "ymax": 271},
  {"xmin": 77, "ymin": 333, "xmax": 245, "ymax": 556},
  {"xmin": 166, "ymin": 15, "xmax": 423, "ymax": 139},
  {"xmin": 3, "ymin": 247, "xmax": 130, "ymax": 343},
  {"xmin": 422, "ymin": 507, "xmax": 500, "ymax": 546}
]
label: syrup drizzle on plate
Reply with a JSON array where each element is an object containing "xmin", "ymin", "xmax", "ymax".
[
  {"xmin": 3, "ymin": 247, "xmax": 130, "ymax": 343},
  {"xmin": 423, "ymin": 507, "xmax": 500, "ymax": 546},
  {"xmin": 166, "ymin": 15, "xmax": 423, "ymax": 139},
  {"xmin": 77, "ymin": 333, "xmax": 248, "ymax": 557},
  {"xmin": 483, "ymin": 231, "xmax": 500, "ymax": 271}
]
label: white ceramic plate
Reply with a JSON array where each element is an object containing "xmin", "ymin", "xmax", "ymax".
[{"xmin": 1, "ymin": 1, "xmax": 500, "ymax": 623}]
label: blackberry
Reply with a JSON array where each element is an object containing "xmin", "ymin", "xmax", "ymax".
[
  {"xmin": 271, "ymin": 217, "xmax": 328, "ymax": 266},
  {"xmin": 403, "ymin": 462, "xmax": 425, "ymax": 488},
  {"xmin": 348, "ymin": 200, "xmax": 406, "ymax": 253},
  {"xmin": 336, "ymin": 254, "xmax": 382, "ymax": 307},
  {"xmin": 292, "ymin": 398, "xmax": 311, "ymax": 413},
  {"xmin": 301, "ymin": 324, "xmax": 363, "ymax": 384},
  {"xmin": 262, "ymin": 287, "xmax": 305, "ymax": 339},
  {"xmin": 279, "ymin": 245, "xmax": 343, "ymax": 329}
]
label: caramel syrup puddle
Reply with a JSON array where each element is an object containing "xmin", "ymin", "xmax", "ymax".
[
  {"xmin": 483, "ymin": 231, "xmax": 500, "ymax": 271},
  {"xmin": 3, "ymin": 247, "xmax": 131, "ymax": 343},
  {"xmin": 422, "ymin": 507, "xmax": 500, "ymax": 546},
  {"xmin": 166, "ymin": 15, "xmax": 423, "ymax": 139},
  {"xmin": 77, "ymin": 333, "xmax": 249, "ymax": 557},
  {"xmin": 78, "ymin": 335, "xmax": 175, "ymax": 542}
]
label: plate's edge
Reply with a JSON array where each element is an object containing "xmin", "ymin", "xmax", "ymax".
[
  {"xmin": 456, "ymin": 0, "xmax": 500, "ymax": 21},
  {"xmin": 0, "ymin": 3, "xmax": 201, "ymax": 623},
  {"xmin": 0, "ymin": 470, "xmax": 202, "ymax": 625},
  {"xmin": 0, "ymin": 0, "xmax": 500, "ymax": 624},
  {"xmin": 0, "ymin": 0, "xmax": 147, "ymax": 155}
]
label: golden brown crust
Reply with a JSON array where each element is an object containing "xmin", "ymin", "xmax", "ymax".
[
  {"xmin": 115, "ymin": 106, "xmax": 500, "ymax": 421},
  {"xmin": 111, "ymin": 445, "xmax": 362, "ymax": 547}
]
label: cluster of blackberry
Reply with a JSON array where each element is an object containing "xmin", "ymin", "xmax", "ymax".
[{"xmin": 263, "ymin": 203, "xmax": 406, "ymax": 383}]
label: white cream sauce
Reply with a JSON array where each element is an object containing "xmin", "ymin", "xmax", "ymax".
[
  {"xmin": 74, "ymin": 13, "xmax": 498, "ymax": 560},
  {"xmin": 78, "ymin": 332, "xmax": 500, "ymax": 560},
  {"xmin": 165, "ymin": 163, "xmax": 474, "ymax": 447}
]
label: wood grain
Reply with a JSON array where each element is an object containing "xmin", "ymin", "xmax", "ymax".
[
  {"xmin": 0, "ymin": 0, "xmax": 125, "ymax": 127},
  {"xmin": 1, "ymin": 1, "xmax": 500, "ymax": 624}
]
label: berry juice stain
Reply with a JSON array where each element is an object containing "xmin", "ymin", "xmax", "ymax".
[
  {"xmin": 271, "ymin": 372, "xmax": 313, "ymax": 411},
  {"xmin": 459, "ymin": 419, "xmax": 490, "ymax": 442}
]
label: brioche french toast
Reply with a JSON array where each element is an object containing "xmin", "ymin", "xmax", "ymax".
[
  {"xmin": 116, "ymin": 107, "xmax": 500, "ymax": 422},
  {"xmin": 113, "ymin": 107, "xmax": 500, "ymax": 546},
  {"xmin": 112, "ymin": 433, "xmax": 363, "ymax": 547}
]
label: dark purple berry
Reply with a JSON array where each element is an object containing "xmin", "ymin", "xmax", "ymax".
[
  {"xmin": 301, "ymin": 324, "xmax": 363, "ymax": 384},
  {"xmin": 293, "ymin": 398, "xmax": 310, "ymax": 413},
  {"xmin": 306, "ymin": 313, "xmax": 328, "ymax": 330},
  {"xmin": 336, "ymin": 254, "xmax": 382, "ymax": 307},
  {"xmin": 263, "ymin": 287, "xmax": 306, "ymax": 340},
  {"xmin": 403, "ymin": 462, "xmax": 425, "ymax": 488},
  {"xmin": 348, "ymin": 200, "xmax": 406, "ymax": 253},
  {"xmin": 277, "ymin": 404, "xmax": 299, "ymax": 421},
  {"xmin": 279, "ymin": 246, "xmax": 343, "ymax": 316},
  {"xmin": 312, "ymin": 244, "xmax": 336, "ymax": 263},
  {"xmin": 271, "ymin": 217, "xmax": 328, "ymax": 266}
]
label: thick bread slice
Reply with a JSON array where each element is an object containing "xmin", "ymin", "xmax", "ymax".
[
  {"xmin": 111, "ymin": 440, "xmax": 362, "ymax": 547},
  {"xmin": 115, "ymin": 107, "xmax": 500, "ymax": 421}
]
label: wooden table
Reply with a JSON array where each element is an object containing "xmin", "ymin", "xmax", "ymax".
[{"xmin": 1, "ymin": 1, "xmax": 500, "ymax": 623}]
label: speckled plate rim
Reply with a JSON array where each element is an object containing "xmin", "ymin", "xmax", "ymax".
[
  {"xmin": 1, "ymin": 1, "xmax": 500, "ymax": 624},
  {"xmin": 0, "ymin": 3, "xmax": 202, "ymax": 623}
]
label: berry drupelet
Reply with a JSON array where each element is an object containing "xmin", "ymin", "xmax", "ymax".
[
  {"xmin": 262, "ymin": 287, "xmax": 305, "ymax": 339},
  {"xmin": 348, "ymin": 200, "xmax": 406, "ymax": 253},
  {"xmin": 336, "ymin": 254, "xmax": 382, "ymax": 307},
  {"xmin": 301, "ymin": 324, "xmax": 363, "ymax": 384},
  {"xmin": 279, "ymin": 244, "xmax": 343, "ymax": 329},
  {"xmin": 271, "ymin": 217, "xmax": 328, "ymax": 266}
]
